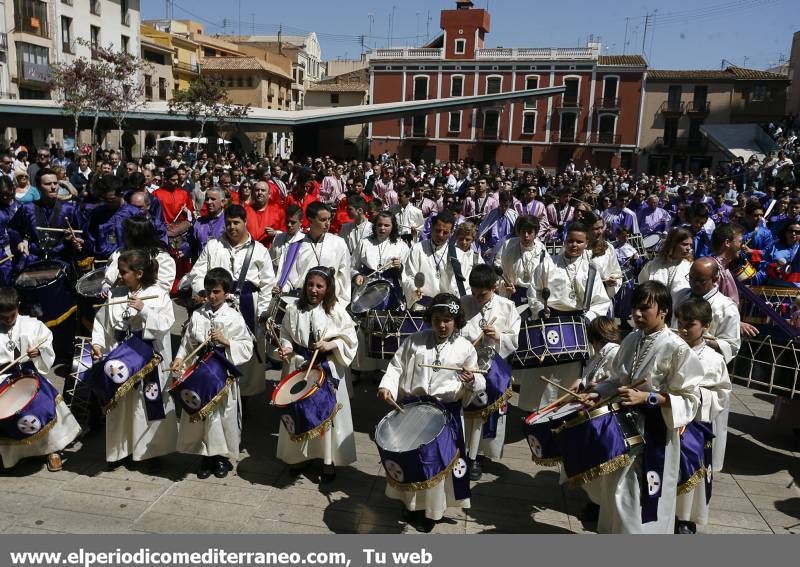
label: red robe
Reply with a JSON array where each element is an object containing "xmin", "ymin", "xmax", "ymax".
[{"xmin": 245, "ymin": 202, "xmax": 285, "ymax": 247}]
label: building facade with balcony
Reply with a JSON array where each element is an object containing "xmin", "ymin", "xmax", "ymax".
[
  {"xmin": 640, "ymin": 66, "xmax": 790, "ymax": 175},
  {"xmin": 305, "ymin": 67, "xmax": 369, "ymax": 158},
  {"xmin": 368, "ymin": 1, "xmax": 646, "ymax": 171},
  {"xmin": 141, "ymin": 19, "xmax": 201, "ymax": 91}
]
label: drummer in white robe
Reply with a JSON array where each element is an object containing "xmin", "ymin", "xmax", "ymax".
[
  {"xmin": 183, "ymin": 205, "xmax": 275, "ymax": 398},
  {"xmin": 351, "ymin": 212, "xmax": 409, "ymax": 375},
  {"xmin": 587, "ymin": 215, "xmax": 624, "ymax": 305},
  {"xmin": 0, "ymin": 288, "xmax": 81, "ymax": 471},
  {"xmin": 378, "ymin": 293, "xmax": 484, "ymax": 532},
  {"xmin": 276, "ymin": 266, "xmax": 358, "ymax": 482},
  {"xmin": 461, "ymin": 265, "xmax": 520, "ymax": 479},
  {"xmin": 269, "ymin": 205, "xmax": 305, "ymax": 270},
  {"xmin": 91, "ymin": 250, "xmax": 178, "ymax": 465},
  {"xmin": 172, "ymin": 268, "xmax": 254, "ymax": 479},
  {"xmin": 493, "ymin": 215, "xmax": 549, "ymax": 305},
  {"xmin": 637, "ymin": 227, "xmax": 693, "ymax": 309},
  {"xmin": 522, "ymin": 223, "xmax": 612, "ymax": 411},
  {"xmin": 674, "ymin": 298, "xmax": 731, "ymax": 533},
  {"xmin": 275, "ymin": 202, "xmax": 351, "ymax": 306},
  {"xmin": 453, "ymin": 222, "xmax": 484, "ymax": 288},
  {"xmin": 102, "ymin": 216, "xmax": 177, "ymax": 293},
  {"xmin": 583, "ymin": 281, "xmax": 702, "ymax": 534}
]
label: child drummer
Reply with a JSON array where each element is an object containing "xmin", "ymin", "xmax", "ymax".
[
  {"xmin": 0, "ymin": 287, "xmax": 81, "ymax": 472},
  {"xmin": 276, "ymin": 266, "xmax": 358, "ymax": 482},
  {"xmin": 583, "ymin": 281, "xmax": 702, "ymax": 534},
  {"xmin": 171, "ymin": 268, "xmax": 254, "ymax": 479},
  {"xmin": 377, "ymin": 293, "xmax": 485, "ymax": 533},
  {"xmin": 674, "ymin": 297, "xmax": 731, "ymax": 534},
  {"xmin": 461, "ymin": 265, "xmax": 520, "ymax": 480}
]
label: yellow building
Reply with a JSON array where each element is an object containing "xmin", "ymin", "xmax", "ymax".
[{"xmin": 141, "ymin": 20, "xmax": 202, "ymax": 92}]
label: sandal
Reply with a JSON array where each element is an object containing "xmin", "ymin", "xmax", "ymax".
[{"xmin": 46, "ymin": 453, "xmax": 63, "ymax": 472}]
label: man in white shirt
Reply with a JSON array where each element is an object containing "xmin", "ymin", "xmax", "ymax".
[{"xmin": 394, "ymin": 188, "xmax": 424, "ymax": 245}]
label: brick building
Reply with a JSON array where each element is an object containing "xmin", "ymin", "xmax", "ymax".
[{"xmin": 368, "ymin": 1, "xmax": 647, "ymax": 171}]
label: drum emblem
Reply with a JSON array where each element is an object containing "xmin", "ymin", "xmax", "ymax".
[
  {"xmin": 452, "ymin": 458, "xmax": 468, "ymax": 479},
  {"xmin": 281, "ymin": 414, "xmax": 296, "ymax": 435},
  {"xmin": 546, "ymin": 330, "xmax": 560, "ymax": 345},
  {"xmin": 527, "ymin": 434, "xmax": 543, "ymax": 458},
  {"xmin": 384, "ymin": 459, "xmax": 404, "ymax": 483},
  {"xmin": 144, "ymin": 382, "xmax": 160, "ymax": 401},
  {"xmin": 180, "ymin": 389, "xmax": 202, "ymax": 410},
  {"xmin": 646, "ymin": 471, "xmax": 661, "ymax": 496},
  {"xmin": 104, "ymin": 360, "xmax": 130, "ymax": 384},
  {"xmin": 17, "ymin": 415, "xmax": 42, "ymax": 435}
]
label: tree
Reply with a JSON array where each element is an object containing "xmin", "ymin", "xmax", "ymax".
[
  {"xmin": 49, "ymin": 56, "xmax": 108, "ymax": 152},
  {"xmin": 169, "ymin": 75, "xmax": 250, "ymax": 154}
]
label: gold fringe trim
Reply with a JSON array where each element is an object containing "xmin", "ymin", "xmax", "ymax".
[
  {"xmin": 101, "ymin": 354, "xmax": 163, "ymax": 415},
  {"xmin": 532, "ymin": 455, "xmax": 562, "ymax": 467},
  {"xmin": 463, "ymin": 387, "xmax": 513, "ymax": 422},
  {"xmin": 190, "ymin": 377, "xmax": 234, "ymax": 422},
  {"xmin": 289, "ymin": 403, "xmax": 342, "ymax": 443},
  {"xmin": 0, "ymin": 395, "xmax": 62, "ymax": 446},
  {"xmin": 45, "ymin": 305, "xmax": 77, "ymax": 328},
  {"xmin": 677, "ymin": 467, "xmax": 707, "ymax": 495},
  {"xmin": 704, "ymin": 441, "xmax": 713, "ymax": 449},
  {"xmin": 76, "ymin": 257, "xmax": 95, "ymax": 269},
  {"xmin": 385, "ymin": 449, "xmax": 461, "ymax": 491},
  {"xmin": 566, "ymin": 453, "xmax": 632, "ymax": 487}
]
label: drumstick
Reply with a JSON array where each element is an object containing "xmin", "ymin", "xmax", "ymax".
[
  {"xmin": 472, "ymin": 317, "xmax": 497, "ymax": 346},
  {"xmin": 301, "ymin": 348, "xmax": 320, "ymax": 385},
  {"xmin": 64, "ymin": 217, "xmax": 77, "ymax": 236},
  {"xmin": 176, "ymin": 335, "xmax": 215, "ymax": 371},
  {"xmin": 35, "ymin": 227, "xmax": 83, "ymax": 234},
  {"xmin": 536, "ymin": 374, "xmax": 583, "ymax": 401},
  {"xmin": 93, "ymin": 295, "xmax": 159, "ymax": 307},
  {"xmin": 385, "ymin": 396, "xmax": 405, "ymax": 414},
  {"xmin": 171, "ymin": 206, "xmax": 187, "ymax": 224},
  {"xmin": 0, "ymin": 256, "xmax": 10, "ymax": 265},
  {"xmin": 417, "ymin": 363, "xmax": 486, "ymax": 374},
  {"xmin": 0, "ymin": 339, "xmax": 49, "ymax": 375}
]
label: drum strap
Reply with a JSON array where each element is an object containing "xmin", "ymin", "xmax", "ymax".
[
  {"xmin": 448, "ymin": 241, "xmax": 467, "ymax": 296},
  {"xmin": 278, "ymin": 241, "xmax": 302, "ymax": 289},
  {"xmin": 582, "ymin": 263, "xmax": 598, "ymax": 314},
  {"xmin": 233, "ymin": 240, "xmax": 255, "ymax": 295}
]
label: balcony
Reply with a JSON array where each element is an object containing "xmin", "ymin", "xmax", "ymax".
[
  {"xmin": 13, "ymin": 0, "xmax": 50, "ymax": 38},
  {"xmin": 19, "ymin": 60, "xmax": 51, "ymax": 84},
  {"xmin": 370, "ymin": 48, "xmax": 443, "ymax": 60},
  {"xmin": 659, "ymin": 100, "xmax": 684, "ymax": 115},
  {"xmin": 686, "ymin": 100, "xmax": 710, "ymax": 115},
  {"xmin": 551, "ymin": 131, "xmax": 579, "ymax": 144},
  {"xmin": 594, "ymin": 97, "xmax": 621, "ymax": 112},
  {"xmin": 655, "ymin": 136, "xmax": 709, "ymax": 151},
  {"xmin": 173, "ymin": 60, "xmax": 200, "ymax": 74},
  {"xmin": 590, "ymin": 132, "xmax": 621, "ymax": 145},
  {"xmin": 90, "ymin": 0, "xmax": 101, "ymax": 16},
  {"xmin": 475, "ymin": 46, "xmax": 599, "ymax": 60},
  {"xmin": 556, "ymin": 97, "xmax": 581, "ymax": 111}
]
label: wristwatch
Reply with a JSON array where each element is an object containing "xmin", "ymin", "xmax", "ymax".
[{"xmin": 646, "ymin": 392, "xmax": 659, "ymax": 408}]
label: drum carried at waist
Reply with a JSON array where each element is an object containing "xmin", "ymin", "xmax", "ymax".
[
  {"xmin": 365, "ymin": 311, "xmax": 429, "ymax": 359},
  {"xmin": 642, "ymin": 234, "xmax": 664, "ymax": 258},
  {"xmin": 76, "ymin": 267, "xmax": 106, "ymax": 331},
  {"xmin": 168, "ymin": 349, "xmax": 241, "ymax": 422},
  {"xmin": 525, "ymin": 401, "xmax": 584, "ymax": 465},
  {"xmin": 0, "ymin": 370, "xmax": 60, "ymax": 443},
  {"xmin": 511, "ymin": 311, "xmax": 589, "ymax": 368},
  {"xmin": 271, "ymin": 366, "xmax": 340, "ymax": 442},
  {"xmin": 14, "ymin": 260, "xmax": 76, "ymax": 328}
]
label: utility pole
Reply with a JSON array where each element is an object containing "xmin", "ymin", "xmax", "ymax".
[
  {"xmin": 416, "ymin": 12, "xmax": 421, "ymax": 46},
  {"xmin": 278, "ymin": 24, "xmax": 283, "ymax": 55},
  {"xmin": 426, "ymin": 10, "xmax": 431, "ymax": 41},
  {"xmin": 641, "ymin": 13, "xmax": 650, "ymax": 55},
  {"xmin": 623, "ymin": 17, "xmax": 629, "ymax": 55}
]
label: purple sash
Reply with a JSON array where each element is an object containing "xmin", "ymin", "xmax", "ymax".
[
  {"xmin": 641, "ymin": 406, "xmax": 668, "ymax": 523},
  {"xmin": 278, "ymin": 241, "xmax": 303, "ymax": 289}
]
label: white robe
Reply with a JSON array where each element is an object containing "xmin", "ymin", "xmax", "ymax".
[
  {"xmin": 395, "ymin": 203, "xmax": 424, "ymax": 241},
  {"xmin": 174, "ymin": 303, "xmax": 254, "ymax": 461},
  {"xmin": 590, "ymin": 244, "xmax": 624, "ymax": 300},
  {"xmin": 276, "ymin": 302, "xmax": 358, "ymax": 467},
  {"xmin": 339, "ymin": 220, "xmax": 373, "ymax": 255},
  {"xmin": 0, "ymin": 316, "xmax": 81, "ymax": 468},
  {"xmin": 637, "ymin": 257, "xmax": 691, "ymax": 308},
  {"xmin": 492, "ymin": 237, "xmax": 549, "ymax": 300},
  {"xmin": 676, "ymin": 341, "xmax": 731, "ymax": 525},
  {"xmin": 455, "ymin": 246, "xmax": 483, "ymax": 290},
  {"xmin": 103, "ymin": 249, "xmax": 177, "ymax": 293},
  {"xmin": 672, "ymin": 287, "xmax": 741, "ymax": 363},
  {"xmin": 379, "ymin": 331, "xmax": 483, "ymax": 520},
  {"xmin": 461, "ymin": 295, "xmax": 520, "ymax": 460},
  {"xmin": 92, "ymin": 285, "xmax": 178, "ymax": 462},
  {"xmin": 275, "ymin": 233, "xmax": 352, "ymax": 306},
  {"xmin": 269, "ymin": 230, "xmax": 305, "ymax": 271},
  {"xmin": 401, "ymin": 240, "xmax": 464, "ymax": 305},
  {"xmin": 595, "ymin": 328, "xmax": 702, "ymax": 534}
]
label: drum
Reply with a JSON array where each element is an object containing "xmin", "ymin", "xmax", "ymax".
[
  {"xmin": 642, "ymin": 234, "xmax": 664, "ymax": 257},
  {"xmin": 731, "ymin": 333, "xmax": 800, "ymax": 398},
  {"xmin": 84, "ymin": 334, "xmax": 162, "ymax": 414},
  {"xmin": 554, "ymin": 403, "xmax": 645, "ymax": 486},
  {"xmin": 464, "ymin": 353, "xmax": 513, "ymax": 421},
  {"xmin": 677, "ymin": 420, "xmax": 714, "ymax": 494},
  {"xmin": 168, "ymin": 350, "xmax": 240, "ymax": 422},
  {"xmin": 63, "ymin": 337, "xmax": 94, "ymax": 429},
  {"xmin": 271, "ymin": 366, "xmax": 340, "ymax": 442},
  {"xmin": 524, "ymin": 402, "xmax": 583, "ymax": 465},
  {"xmin": 76, "ymin": 267, "xmax": 106, "ymax": 332},
  {"xmin": 351, "ymin": 278, "xmax": 392, "ymax": 315},
  {"xmin": 375, "ymin": 400, "xmax": 462, "ymax": 489},
  {"xmin": 628, "ymin": 234, "xmax": 646, "ymax": 257},
  {"xmin": 167, "ymin": 220, "xmax": 192, "ymax": 256},
  {"xmin": 0, "ymin": 372, "xmax": 59, "ymax": 442},
  {"xmin": 734, "ymin": 261, "xmax": 757, "ymax": 282},
  {"xmin": 366, "ymin": 311, "xmax": 429, "ymax": 359},
  {"xmin": 511, "ymin": 312, "xmax": 589, "ymax": 368}
]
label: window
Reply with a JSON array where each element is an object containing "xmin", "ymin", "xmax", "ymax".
[
  {"xmin": 449, "ymin": 144, "xmax": 459, "ymax": 162},
  {"xmin": 121, "ymin": 35, "xmax": 129, "ymax": 54},
  {"xmin": 483, "ymin": 110, "xmax": 500, "ymax": 138},
  {"xmin": 667, "ymin": 85, "xmax": 682, "ymax": 105},
  {"xmin": 524, "ymin": 75, "xmax": 539, "ymax": 108},
  {"xmin": 602, "ymin": 76, "xmax": 618, "ymax": 103},
  {"xmin": 90, "ymin": 25, "xmax": 100, "ymax": 53},
  {"xmin": 144, "ymin": 74, "xmax": 152, "ymax": 101},
  {"xmin": 486, "ymin": 76, "xmax": 502, "ymax": 95},
  {"xmin": 121, "ymin": 0, "xmax": 130, "ymax": 25},
  {"xmin": 522, "ymin": 112, "xmax": 536, "ymax": 134},
  {"xmin": 413, "ymin": 76, "xmax": 428, "ymax": 100},
  {"xmin": 330, "ymin": 93, "xmax": 340, "ymax": 104},
  {"xmin": 448, "ymin": 111, "xmax": 461, "ymax": 133},
  {"xmin": 663, "ymin": 116, "xmax": 679, "ymax": 145},
  {"xmin": 61, "ymin": 16, "xmax": 73, "ymax": 53},
  {"xmin": 597, "ymin": 114, "xmax": 616, "ymax": 143},
  {"xmin": 412, "ymin": 114, "xmax": 427, "ymax": 137},
  {"xmin": 247, "ymin": 77, "xmax": 253, "ymax": 88},
  {"xmin": 454, "ymin": 38, "xmax": 466, "ymax": 55},
  {"xmin": 227, "ymin": 77, "xmax": 234, "ymax": 87},
  {"xmin": 559, "ymin": 112, "xmax": 578, "ymax": 142},
  {"xmin": 563, "ymin": 77, "xmax": 579, "ymax": 106},
  {"xmin": 14, "ymin": 0, "xmax": 50, "ymax": 38},
  {"xmin": 17, "ymin": 42, "xmax": 50, "ymax": 83},
  {"xmin": 450, "ymin": 75, "xmax": 464, "ymax": 97},
  {"xmin": 158, "ymin": 77, "xmax": 167, "ymax": 100},
  {"xmin": 522, "ymin": 146, "xmax": 533, "ymax": 165},
  {"xmin": 751, "ymin": 85, "xmax": 767, "ymax": 102}
]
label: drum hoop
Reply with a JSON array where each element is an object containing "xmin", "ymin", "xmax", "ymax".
[
  {"xmin": 556, "ymin": 401, "xmax": 622, "ymax": 432},
  {"xmin": 375, "ymin": 400, "xmax": 448, "ymax": 451},
  {"xmin": 0, "ymin": 374, "xmax": 41, "ymax": 420},
  {"xmin": 642, "ymin": 234, "xmax": 662, "ymax": 247},
  {"xmin": 15, "ymin": 262, "xmax": 68, "ymax": 289},
  {"xmin": 271, "ymin": 366, "xmax": 324, "ymax": 407}
]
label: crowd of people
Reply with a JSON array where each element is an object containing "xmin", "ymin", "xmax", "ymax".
[{"xmin": 0, "ymin": 129, "xmax": 798, "ymax": 534}]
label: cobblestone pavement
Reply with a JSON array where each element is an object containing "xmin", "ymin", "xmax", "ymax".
[{"xmin": 1, "ymin": 311, "xmax": 797, "ymax": 534}]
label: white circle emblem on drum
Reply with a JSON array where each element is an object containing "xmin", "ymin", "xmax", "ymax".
[
  {"xmin": 546, "ymin": 329, "xmax": 561, "ymax": 346},
  {"xmin": 646, "ymin": 471, "xmax": 661, "ymax": 496},
  {"xmin": 383, "ymin": 459, "xmax": 405, "ymax": 483},
  {"xmin": 527, "ymin": 434, "xmax": 543, "ymax": 458},
  {"xmin": 281, "ymin": 414, "xmax": 296, "ymax": 435},
  {"xmin": 143, "ymin": 382, "xmax": 160, "ymax": 401},
  {"xmin": 452, "ymin": 458, "xmax": 468, "ymax": 479},
  {"xmin": 180, "ymin": 389, "xmax": 202, "ymax": 410},
  {"xmin": 17, "ymin": 414, "xmax": 42, "ymax": 435},
  {"xmin": 104, "ymin": 360, "xmax": 130, "ymax": 384}
]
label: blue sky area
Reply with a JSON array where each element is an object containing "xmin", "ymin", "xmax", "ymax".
[{"xmin": 142, "ymin": 0, "xmax": 798, "ymax": 70}]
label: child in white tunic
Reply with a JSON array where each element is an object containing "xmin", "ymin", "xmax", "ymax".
[
  {"xmin": 461, "ymin": 265, "xmax": 520, "ymax": 479},
  {"xmin": 0, "ymin": 288, "xmax": 81, "ymax": 471},
  {"xmin": 172, "ymin": 268, "xmax": 254, "ymax": 479},
  {"xmin": 637, "ymin": 227, "xmax": 693, "ymax": 308},
  {"xmin": 674, "ymin": 298, "xmax": 731, "ymax": 534},
  {"xmin": 378, "ymin": 293, "xmax": 485, "ymax": 532},
  {"xmin": 276, "ymin": 266, "xmax": 358, "ymax": 482},
  {"xmin": 102, "ymin": 216, "xmax": 177, "ymax": 294},
  {"xmin": 91, "ymin": 249, "xmax": 178, "ymax": 466}
]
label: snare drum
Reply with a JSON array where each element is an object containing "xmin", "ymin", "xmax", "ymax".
[
  {"xmin": 511, "ymin": 312, "xmax": 589, "ymax": 368},
  {"xmin": 0, "ymin": 371, "xmax": 59, "ymax": 442},
  {"xmin": 642, "ymin": 234, "xmax": 664, "ymax": 257},
  {"xmin": 628, "ymin": 234, "xmax": 646, "ymax": 257},
  {"xmin": 271, "ymin": 366, "xmax": 340, "ymax": 442},
  {"xmin": 76, "ymin": 267, "xmax": 106, "ymax": 331},
  {"xmin": 375, "ymin": 400, "xmax": 461, "ymax": 489},
  {"xmin": 524, "ymin": 402, "xmax": 584, "ymax": 465},
  {"xmin": 366, "ymin": 312, "xmax": 429, "ymax": 359},
  {"xmin": 351, "ymin": 278, "xmax": 392, "ymax": 315},
  {"xmin": 677, "ymin": 420, "xmax": 714, "ymax": 494},
  {"xmin": 168, "ymin": 350, "xmax": 241, "ymax": 422},
  {"xmin": 554, "ymin": 403, "xmax": 645, "ymax": 486},
  {"xmin": 735, "ymin": 261, "xmax": 757, "ymax": 282}
]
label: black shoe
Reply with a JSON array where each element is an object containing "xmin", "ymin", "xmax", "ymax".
[
  {"xmin": 320, "ymin": 464, "xmax": 336, "ymax": 483},
  {"xmin": 403, "ymin": 510, "xmax": 434, "ymax": 532},
  {"xmin": 468, "ymin": 458, "xmax": 482, "ymax": 481},
  {"xmin": 197, "ymin": 457, "xmax": 213, "ymax": 479},
  {"xmin": 582, "ymin": 502, "xmax": 600, "ymax": 522},
  {"xmin": 213, "ymin": 457, "xmax": 229, "ymax": 478},
  {"xmin": 289, "ymin": 461, "xmax": 312, "ymax": 477},
  {"xmin": 675, "ymin": 520, "xmax": 697, "ymax": 534}
]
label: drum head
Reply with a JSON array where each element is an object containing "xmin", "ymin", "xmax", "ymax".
[
  {"xmin": 76, "ymin": 268, "xmax": 107, "ymax": 299},
  {"xmin": 15, "ymin": 261, "xmax": 65, "ymax": 288},
  {"xmin": 375, "ymin": 401, "xmax": 447, "ymax": 452},
  {"xmin": 351, "ymin": 280, "xmax": 392, "ymax": 314},
  {"xmin": 526, "ymin": 401, "xmax": 583, "ymax": 425},
  {"xmin": 642, "ymin": 234, "xmax": 662, "ymax": 249},
  {"xmin": 0, "ymin": 376, "xmax": 39, "ymax": 419},
  {"xmin": 272, "ymin": 367, "xmax": 323, "ymax": 407}
]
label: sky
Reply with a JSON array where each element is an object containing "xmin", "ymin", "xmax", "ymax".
[{"xmin": 141, "ymin": 0, "xmax": 799, "ymax": 71}]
